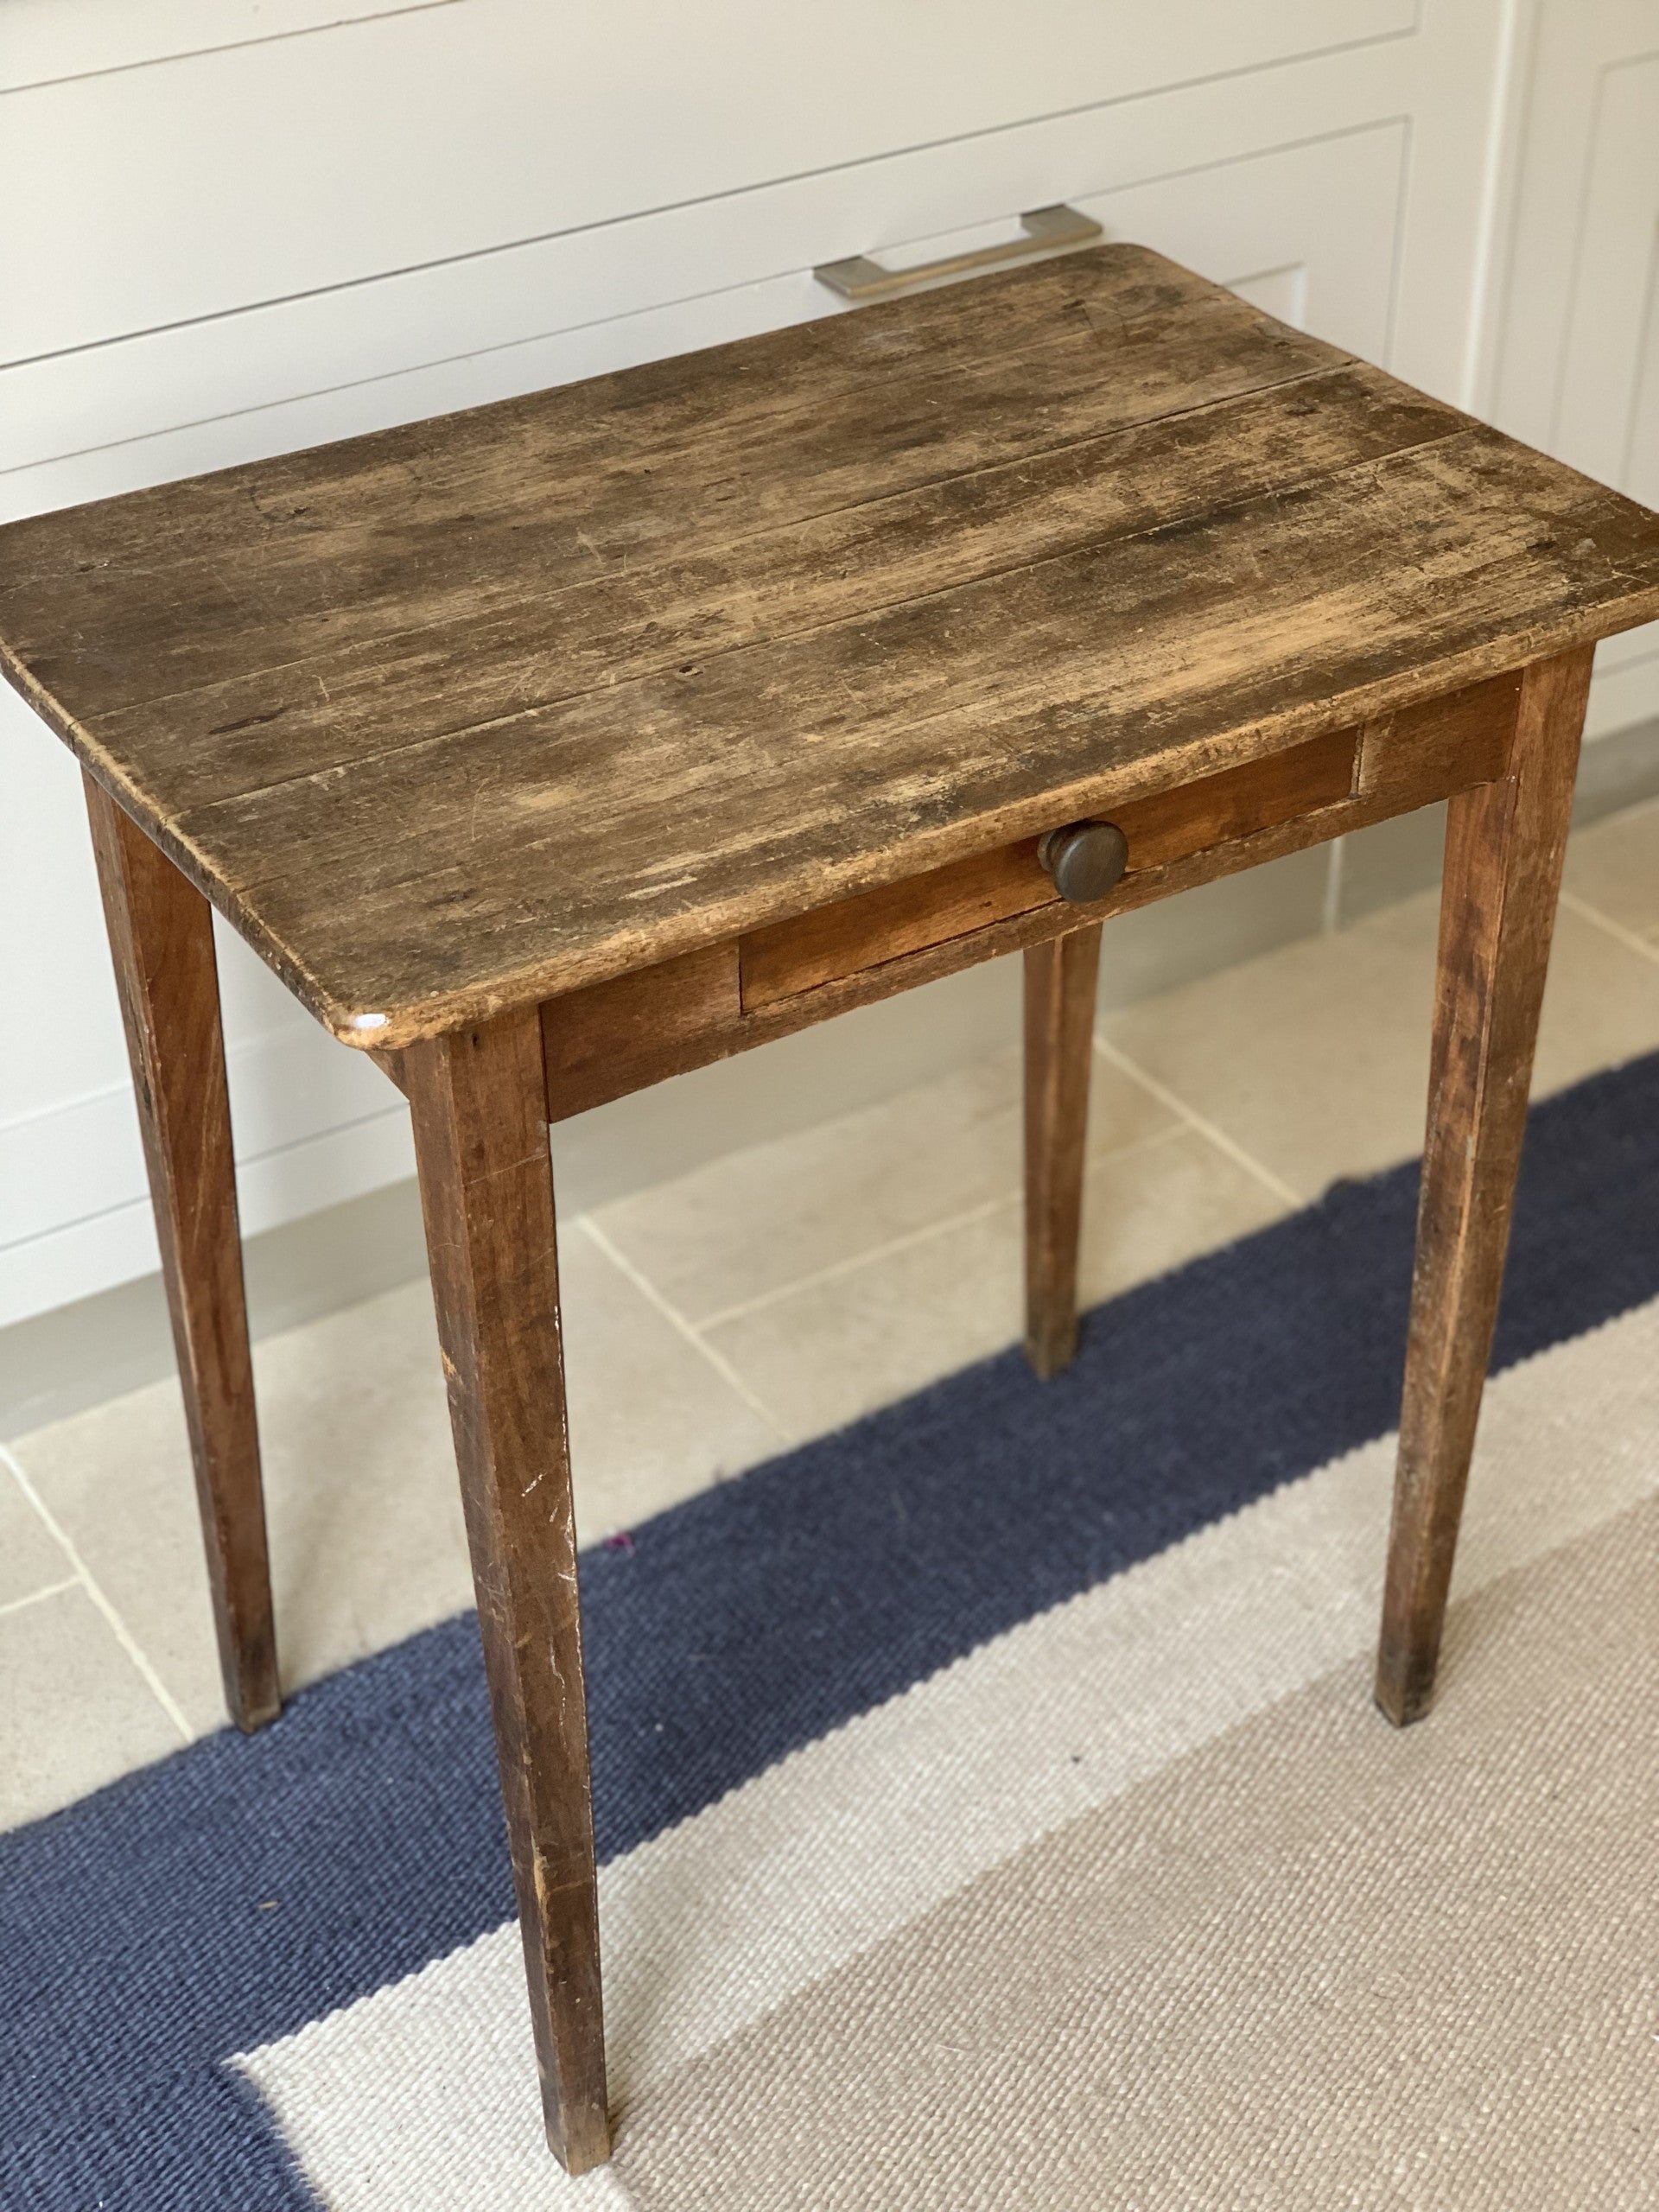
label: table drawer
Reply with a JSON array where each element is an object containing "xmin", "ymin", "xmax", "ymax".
[{"xmin": 740, "ymin": 725, "xmax": 1358, "ymax": 1010}]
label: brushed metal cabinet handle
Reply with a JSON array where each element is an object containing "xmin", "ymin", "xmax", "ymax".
[{"xmin": 813, "ymin": 204, "xmax": 1103, "ymax": 302}]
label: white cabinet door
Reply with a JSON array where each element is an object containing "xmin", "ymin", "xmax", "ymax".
[
  {"xmin": 0, "ymin": 0, "xmax": 1410, "ymax": 359},
  {"xmin": 1, "ymin": 9, "xmax": 1504, "ymax": 509},
  {"xmin": 1494, "ymin": 0, "xmax": 1659, "ymax": 740}
]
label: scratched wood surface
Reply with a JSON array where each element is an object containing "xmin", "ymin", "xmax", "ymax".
[
  {"xmin": 3, "ymin": 244, "xmax": 1658, "ymax": 1048},
  {"xmin": 404, "ymin": 1008, "xmax": 609, "ymax": 2169},
  {"xmin": 534, "ymin": 672, "xmax": 1522, "ymax": 1121}
]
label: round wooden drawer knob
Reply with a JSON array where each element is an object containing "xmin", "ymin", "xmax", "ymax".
[{"xmin": 1039, "ymin": 819, "xmax": 1129, "ymax": 903}]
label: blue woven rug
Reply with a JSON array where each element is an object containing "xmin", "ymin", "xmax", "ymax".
[{"xmin": 7, "ymin": 1051, "xmax": 1659, "ymax": 2210}]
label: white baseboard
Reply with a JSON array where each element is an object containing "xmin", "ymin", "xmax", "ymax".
[{"xmin": 0, "ymin": 1084, "xmax": 415, "ymax": 1332}]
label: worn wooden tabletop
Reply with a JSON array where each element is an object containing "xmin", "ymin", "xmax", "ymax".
[{"xmin": 3, "ymin": 244, "xmax": 1658, "ymax": 1049}]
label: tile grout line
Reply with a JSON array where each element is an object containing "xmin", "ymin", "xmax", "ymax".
[
  {"xmin": 692, "ymin": 1193, "xmax": 1017, "ymax": 1333},
  {"xmin": 687, "ymin": 1122, "xmax": 1194, "ymax": 1335},
  {"xmin": 0, "ymin": 1575, "xmax": 80, "ymax": 1623},
  {"xmin": 1092, "ymin": 1033, "xmax": 1304, "ymax": 1211},
  {"xmin": 1558, "ymin": 888, "xmax": 1659, "ymax": 969},
  {"xmin": 0, "ymin": 1440, "xmax": 194, "ymax": 1743},
  {"xmin": 575, "ymin": 1217, "xmax": 797, "ymax": 1451}
]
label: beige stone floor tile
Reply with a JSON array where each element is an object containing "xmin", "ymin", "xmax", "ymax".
[
  {"xmin": 0, "ymin": 1461, "xmax": 71, "ymax": 1606},
  {"xmin": 1102, "ymin": 893, "xmax": 1659, "ymax": 1202},
  {"xmin": 1074, "ymin": 1119, "xmax": 1291, "ymax": 1310},
  {"xmin": 1102, "ymin": 893, "xmax": 1437, "ymax": 1203},
  {"xmin": 1529, "ymin": 900, "xmax": 1659, "ymax": 1091},
  {"xmin": 9, "ymin": 1297, "xmax": 457, "ymax": 1737},
  {"xmin": 1563, "ymin": 796, "xmax": 1659, "ymax": 941},
  {"xmin": 705, "ymin": 1199, "xmax": 1024, "ymax": 1446},
  {"xmin": 560, "ymin": 1222, "xmax": 785, "ymax": 1529},
  {"xmin": 0, "ymin": 1585, "xmax": 182, "ymax": 1826},
  {"xmin": 704, "ymin": 1128, "xmax": 1288, "ymax": 1446},
  {"xmin": 589, "ymin": 1044, "xmax": 1171, "ymax": 1328},
  {"xmin": 10, "ymin": 1227, "xmax": 780, "ymax": 1734}
]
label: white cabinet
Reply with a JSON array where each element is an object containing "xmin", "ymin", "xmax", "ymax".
[
  {"xmin": 1492, "ymin": 0, "xmax": 1659, "ymax": 739},
  {"xmin": 2, "ymin": 0, "xmax": 1409, "ymax": 359},
  {"xmin": 1, "ymin": 3, "xmax": 1496, "ymax": 505}
]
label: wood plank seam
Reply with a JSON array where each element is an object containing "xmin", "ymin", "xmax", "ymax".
[{"xmin": 166, "ymin": 417, "xmax": 1477, "ymax": 843}]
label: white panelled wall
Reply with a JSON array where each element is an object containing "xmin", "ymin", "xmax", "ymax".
[
  {"xmin": 3, "ymin": 0, "xmax": 1657, "ymax": 1332},
  {"xmin": 1491, "ymin": 0, "xmax": 1659, "ymax": 741}
]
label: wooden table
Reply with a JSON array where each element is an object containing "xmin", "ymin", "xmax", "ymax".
[{"xmin": 4, "ymin": 244, "xmax": 1659, "ymax": 2172}]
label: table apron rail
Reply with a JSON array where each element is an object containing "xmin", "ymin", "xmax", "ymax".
[
  {"xmin": 739, "ymin": 723, "xmax": 1361, "ymax": 1010},
  {"xmin": 367, "ymin": 669, "xmax": 1521, "ymax": 1120}
]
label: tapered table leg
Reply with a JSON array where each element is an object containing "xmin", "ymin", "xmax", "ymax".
[
  {"xmin": 1376, "ymin": 646, "xmax": 1593, "ymax": 1726},
  {"xmin": 405, "ymin": 1008, "xmax": 610, "ymax": 2174},
  {"xmin": 85, "ymin": 778, "xmax": 279, "ymax": 1732},
  {"xmin": 1024, "ymin": 924, "xmax": 1103, "ymax": 1379}
]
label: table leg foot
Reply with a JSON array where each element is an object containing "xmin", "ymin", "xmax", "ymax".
[
  {"xmin": 1375, "ymin": 647, "xmax": 1592, "ymax": 1726},
  {"xmin": 1024, "ymin": 925, "xmax": 1103, "ymax": 1381},
  {"xmin": 407, "ymin": 1008, "xmax": 610, "ymax": 2171},
  {"xmin": 86, "ymin": 778, "xmax": 279, "ymax": 1733}
]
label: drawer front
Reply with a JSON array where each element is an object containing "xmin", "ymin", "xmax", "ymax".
[
  {"xmin": 741, "ymin": 837, "xmax": 1054, "ymax": 1014},
  {"xmin": 540, "ymin": 671, "xmax": 1520, "ymax": 1124},
  {"xmin": 740, "ymin": 726, "xmax": 1358, "ymax": 1011}
]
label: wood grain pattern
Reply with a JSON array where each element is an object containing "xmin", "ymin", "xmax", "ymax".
[
  {"xmin": 541, "ymin": 673, "xmax": 1522, "ymax": 1122},
  {"xmin": 84, "ymin": 779, "xmax": 278, "ymax": 1733},
  {"xmin": 741, "ymin": 837, "xmax": 1052, "ymax": 1009},
  {"xmin": 0, "ymin": 250, "xmax": 1325, "ymax": 710},
  {"xmin": 3, "ymin": 245, "xmax": 1656, "ymax": 1049},
  {"xmin": 56, "ymin": 364, "xmax": 1429, "ymax": 815},
  {"xmin": 1356, "ymin": 669, "xmax": 1519, "ymax": 804},
  {"xmin": 739, "ymin": 728, "xmax": 1357, "ymax": 1007},
  {"xmin": 1111, "ymin": 725, "xmax": 1358, "ymax": 865},
  {"xmin": 1024, "ymin": 926, "xmax": 1103, "ymax": 1380},
  {"xmin": 404, "ymin": 1009, "xmax": 608, "ymax": 2171},
  {"xmin": 1374, "ymin": 647, "xmax": 1594, "ymax": 1728},
  {"xmin": 541, "ymin": 943, "xmax": 741, "ymax": 1118},
  {"xmin": 149, "ymin": 425, "xmax": 1659, "ymax": 1044}
]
